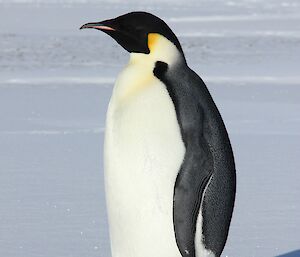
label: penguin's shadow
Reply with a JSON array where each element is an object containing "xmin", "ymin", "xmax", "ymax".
[{"xmin": 276, "ymin": 250, "xmax": 300, "ymax": 257}]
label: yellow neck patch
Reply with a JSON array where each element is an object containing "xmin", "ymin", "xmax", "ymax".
[
  {"xmin": 147, "ymin": 33, "xmax": 160, "ymax": 52},
  {"xmin": 115, "ymin": 33, "xmax": 181, "ymax": 103}
]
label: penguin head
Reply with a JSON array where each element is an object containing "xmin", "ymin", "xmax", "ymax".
[{"xmin": 80, "ymin": 12, "xmax": 185, "ymax": 65}]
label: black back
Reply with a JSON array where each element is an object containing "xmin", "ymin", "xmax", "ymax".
[{"xmin": 154, "ymin": 61, "xmax": 236, "ymax": 257}]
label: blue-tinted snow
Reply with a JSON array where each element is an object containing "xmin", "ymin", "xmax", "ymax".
[{"xmin": 0, "ymin": 1, "xmax": 299, "ymax": 257}]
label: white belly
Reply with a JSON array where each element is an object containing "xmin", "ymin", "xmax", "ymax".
[{"xmin": 104, "ymin": 64, "xmax": 185, "ymax": 257}]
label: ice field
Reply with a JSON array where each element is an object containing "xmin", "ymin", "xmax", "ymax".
[{"xmin": 0, "ymin": 0, "xmax": 299, "ymax": 256}]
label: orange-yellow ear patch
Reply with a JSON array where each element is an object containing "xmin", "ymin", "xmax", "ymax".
[{"xmin": 148, "ymin": 33, "xmax": 160, "ymax": 52}]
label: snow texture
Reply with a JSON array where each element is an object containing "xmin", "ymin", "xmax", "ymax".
[{"xmin": 0, "ymin": 0, "xmax": 299, "ymax": 257}]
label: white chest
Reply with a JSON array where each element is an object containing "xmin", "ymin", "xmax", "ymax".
[{"xmin": 104, "ymin": 62, "xmax": 185, "ymax": 257}]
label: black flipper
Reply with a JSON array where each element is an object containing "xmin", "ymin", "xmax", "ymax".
[
  {"xmin": 154, "ymin": 61, "xmax": 236, "ymax": 257},
  {"xmin": 173, "ymin": 145, "xmax": 213, "ymax": 257}
]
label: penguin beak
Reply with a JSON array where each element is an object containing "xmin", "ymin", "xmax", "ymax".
[
  {"xmin": 80, "ymin": 18, "xmax": 150, "ymax": 54},
  {"xmin": 80, "ymin": 21, "xmax": 116, "ymax": 32}
]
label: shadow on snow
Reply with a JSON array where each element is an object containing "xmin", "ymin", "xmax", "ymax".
[{"xmin": 276, "ymin": 250, "xmax": 300, "ymax": 257}]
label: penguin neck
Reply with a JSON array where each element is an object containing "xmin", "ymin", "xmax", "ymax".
[
  {"xmin": 113, "ymin": 34, "xmax": 184, "ymax": 104},
  {"xmin": 129, "ymin": 33, "xmax": 184, "ymax": 68}
]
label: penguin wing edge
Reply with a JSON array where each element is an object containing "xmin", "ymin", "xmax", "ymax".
[{"xmin": 173, "ymin": 139, "xmax": 214, "ymax": 257}]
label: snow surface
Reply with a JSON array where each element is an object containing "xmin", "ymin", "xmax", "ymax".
[{"xmin": 0, "ymin": 0, "xmax": 299, "ymax": 257}]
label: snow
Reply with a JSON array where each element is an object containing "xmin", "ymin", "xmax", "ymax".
[{"xmin": 0, "ymin": 0, "xmax": 299, "ymax": 257}]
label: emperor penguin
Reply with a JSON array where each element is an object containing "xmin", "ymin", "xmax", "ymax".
[{"xmin": 80, "ymin": 12, "xmax": 236, "ymax": 257}]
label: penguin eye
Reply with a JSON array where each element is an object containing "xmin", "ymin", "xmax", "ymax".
[
  {"xmin": 124, "ymin": 23, "xmax": 143, "ymax": 35},
  {"xmin": 135, "ymin": 25, "xmax": 144, "ymax": 31},
  {"xmin": 133, "ymin": 26, "xmax": 148, "ymax": 39},
  {"xmin": 134, "ymin": 27, "xmax": 144, "ymax": 36}
]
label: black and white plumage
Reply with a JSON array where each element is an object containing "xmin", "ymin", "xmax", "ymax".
[{"xmin": 81, "ymin": 12, "xmax": 236, "ymax": 257}]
